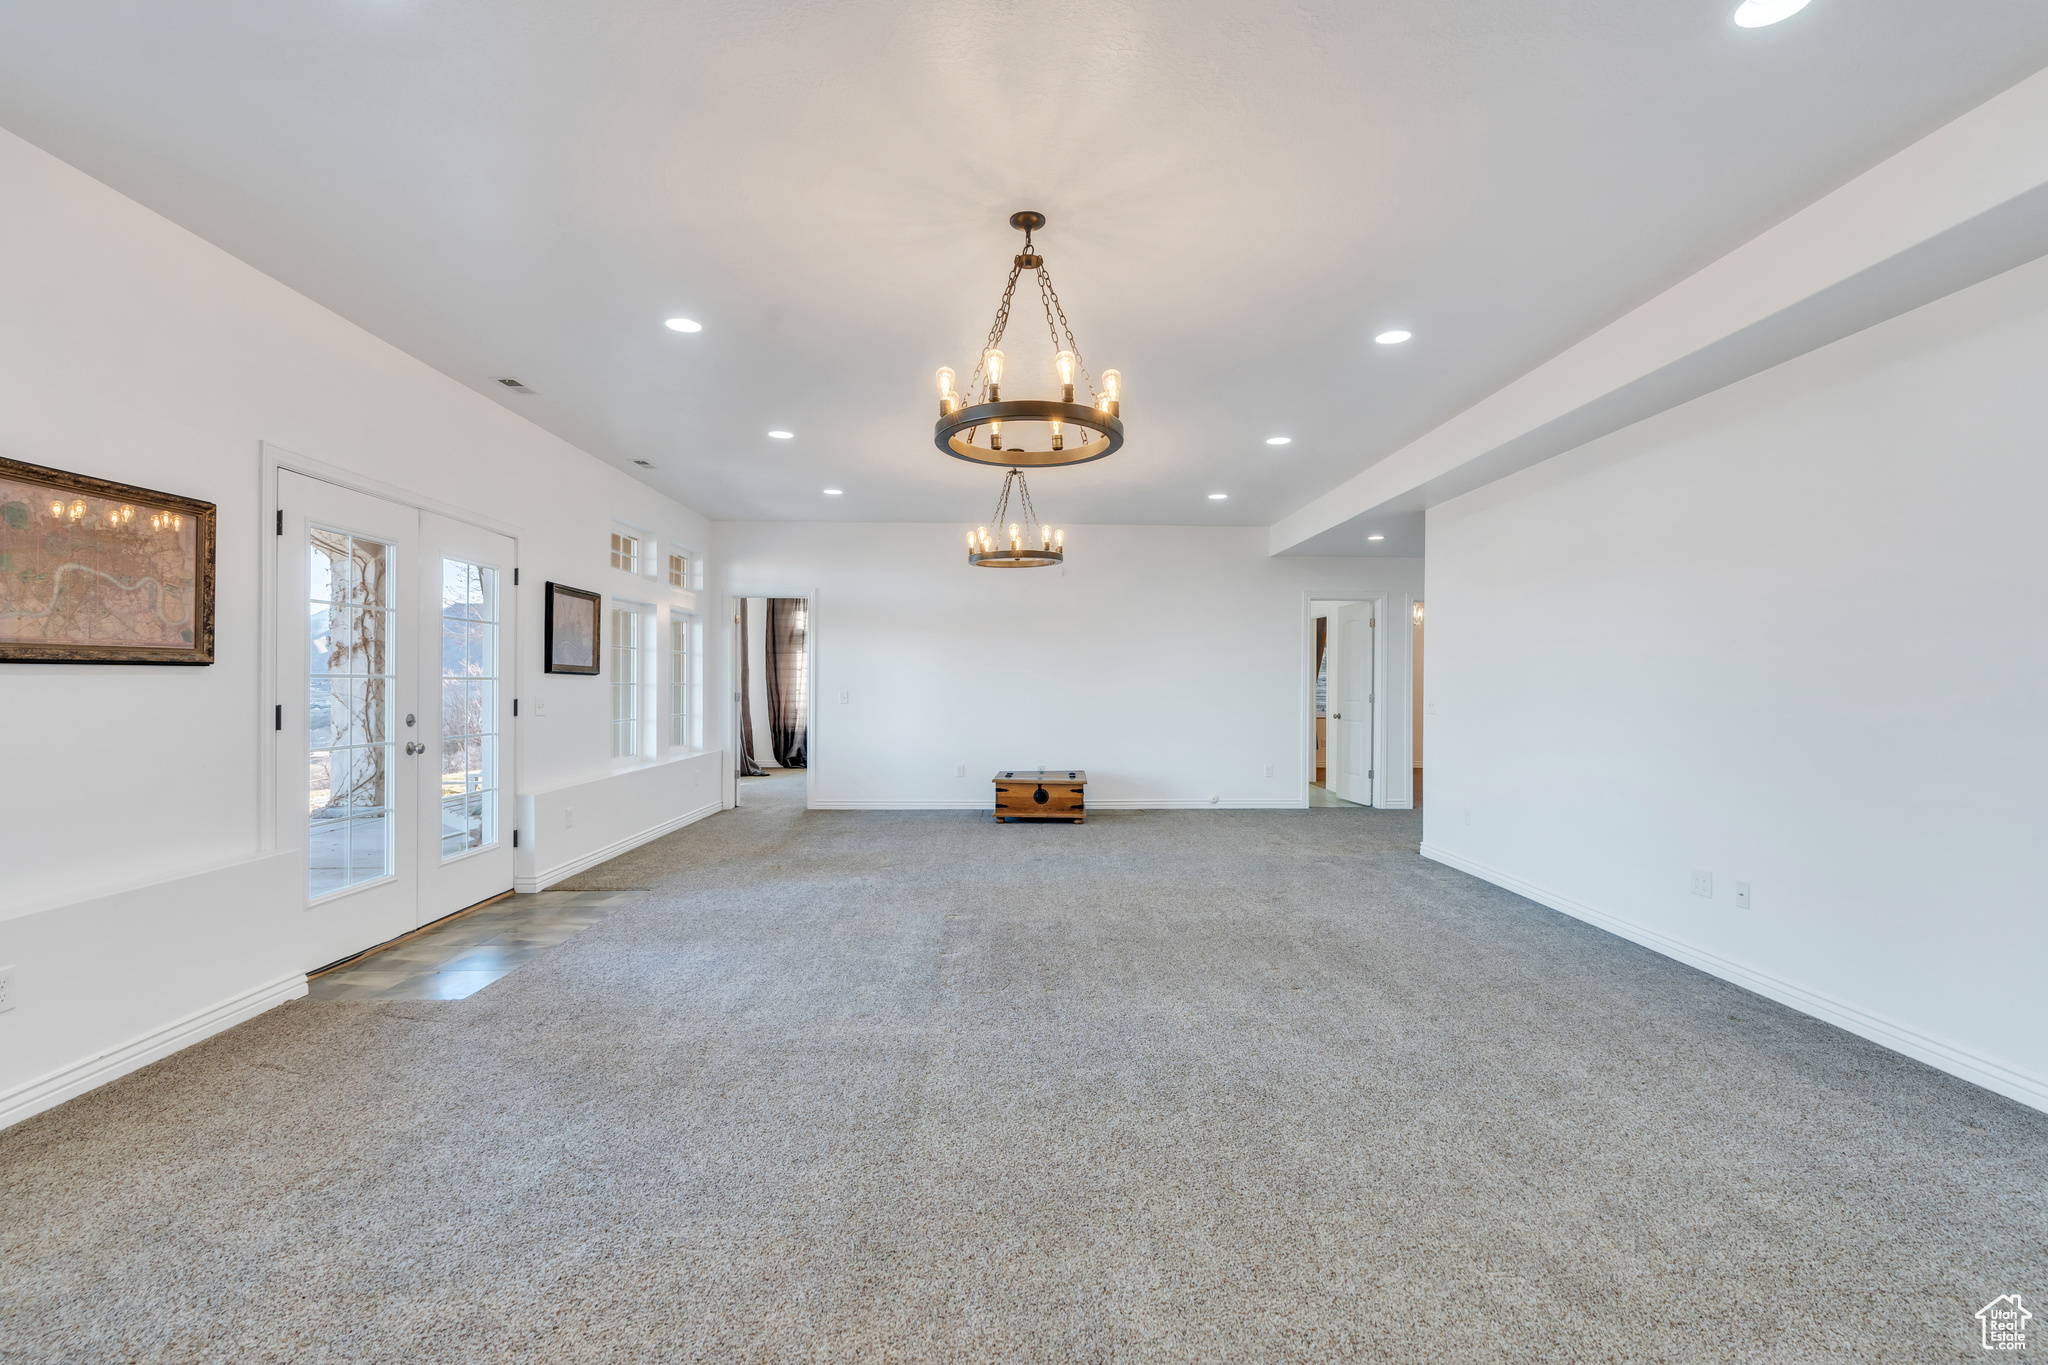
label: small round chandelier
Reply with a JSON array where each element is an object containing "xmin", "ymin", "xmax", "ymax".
[
  {"xmin": 935, "ymin": 211, "xmax": 1123, "ymax": 469},
  {"xmin": 966, "ymin": 468, "xmax": 1063, "ymax": 569}
]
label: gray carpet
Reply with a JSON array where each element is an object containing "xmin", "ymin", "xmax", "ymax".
[{"xmin": 3, "ymin": 774, "xmax": 2042, "ymax": 1363}]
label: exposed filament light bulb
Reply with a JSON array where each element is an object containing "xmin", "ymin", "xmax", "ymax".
[
  {"xmin": 1055, "ymin": 350, "xmax": 1077, "ymax": 402},
  {"xmin": 967, "ymin": 529, "xmax": 977, "ymax": 550},
  {"xmin": 1041, "ymin": 524, "xmax": 1051, "ymax": 549},
  {"xmin": 984, "ymin": 349, "xmax": 1005, "ymax": 401},
  {"xmin": 1050, "ymin": 418, "xmax": 1063, "ymax": 452},
  {"xmin": 936, "ymin": 366, "xmax": 957, "ymax": 415},
  {"xmin": 989, "ymin": 419, "xmax": 1002, "ymax": 450},
  {"xmin": 1055, "ymin": 529, "xmax": 1063, "ymax": 548},
  {"xmin": 1009, "ymin": 523, "xmax": 1020, "ymax": 551},
  {"xmin": 1100, "ymin": 369, "xmax": 1122, "ymax": 418}
]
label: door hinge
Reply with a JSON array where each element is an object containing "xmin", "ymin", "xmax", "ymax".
[
  {"xmin": 276, "ymin": 509, "xmax": 283, "ymax": 535},
  {"xmin": 512, "ymin": 829, "xmax": 519, "ymax": 848},
  {"xmin": 1369, "ymin": 769, "xmax": 1375, "ymax": 780},
  {"xmin": 1369, "ymin": 617, "xmax": 1375, "ymax": 627},
  {"xmin": 512, "ymin": 698, "xmax": 519, "ymax": 717},
  {"xmin": 513, "ymin": 567, "xmax": 520, "ymax": 585},
  {"xmin": 274, "ymin": 703, "xmax": 282, "ymax": 731}
]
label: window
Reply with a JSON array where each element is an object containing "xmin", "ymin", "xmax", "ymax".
[
  {"xmin": 669, "ymin": 616, "xmax": 690, "ymax": 747},
  {"xmin": 668, "ymin": 551, "xmax": 687, "ymax": 588},
  {"xmin": 439, "ymin": 558, "xmax": 499, "ymax": 859},
  {"xmin": 610, "ymin": 530, "xmax": 640, "ymax": 573},
  {"xmin": 610, "ymin": 607, "xmax": 641, "ymax": 757},
  {"xmin": 307, "ymin": 527, "xmax": 396, "ymax": 897}
]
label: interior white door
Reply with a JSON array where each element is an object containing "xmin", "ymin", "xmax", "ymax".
[
  {"xmin": 415, "ymin": 512, "xmax": 517, "ymax": 925},
  {"xmin": 1331, "ymin": 602, "xmax": 1375, "ymax": 805},
  {"xmin": 278, "ymin": 471, "xmax": 420, "ymax": 968}
]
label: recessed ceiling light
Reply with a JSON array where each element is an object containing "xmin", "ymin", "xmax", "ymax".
[
  {"xmin": 1367, "ymin": 534, "xmax": 1385, "ymax": 541},
  {"xmin": 822, "ymin": 489, "xmax": 843, "ymax": 496},
  {"xmin": 665, "ymin": 318, "xmax": 702, "ymax": 333},
  {"xmin": 768, "ymin": 430, "xmax": 794, "ymax": 439},
  {"xmin": 1374, "ymin": 330, "xmax": 1412, "ymax": 345},
  {"xmin": 1208, "ymin": 493, "xmax": 1228, "ymax": 500},
  {"xmin": 1265, "ymin": 436, "xmax": 1291, "ymax": 445},
  {"xmin": 1733, "ymin": 0, "xmax": 1810, "ymax": 26}
]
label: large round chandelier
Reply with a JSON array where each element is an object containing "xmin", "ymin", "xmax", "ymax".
[
  {"xmin": 966, "ymin": 468, "xmax": 1063, "ymax": 568},
  {"xmin": 935, "ymin": 211, "xmax": 1123, "ymax": 468}
]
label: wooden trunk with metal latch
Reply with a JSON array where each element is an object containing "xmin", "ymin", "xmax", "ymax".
[{"xmin": 993, "ymin": 770, "xmax": 1086, "ymax": 823}]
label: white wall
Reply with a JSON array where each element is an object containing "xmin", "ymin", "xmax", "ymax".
[
  {"xmin": 0, "ymin": 128, "xmax": 723, "ymax": 1121},
  {"xmin": 717, "ymin": 523, "xmax": 1422, "ymax": 808},
  {"xmin": 1423, "ymin": 251, "xmax": 2048, "ymax": 1111}
]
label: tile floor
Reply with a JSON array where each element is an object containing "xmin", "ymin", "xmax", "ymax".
[{"xmin": 307, "ymin": 889, "xmax": 644, "ymax": 1001}]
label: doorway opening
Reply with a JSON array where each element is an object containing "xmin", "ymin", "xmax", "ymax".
[
  {"xmin": 1310, "ymin": 599, "xmax": 1375, "ymax": 808},
  {"xmin": 735, "ymin": 596, "xmax": 809, "ymax": 798}
]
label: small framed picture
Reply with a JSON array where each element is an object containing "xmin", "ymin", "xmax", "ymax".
[
  {"xmin": 544, "ymin": 582, "xmax": 601, "ymax": 674},
  {"xmin": 0, "ymin": 456, "xmax": 217, "ymax": 664}
]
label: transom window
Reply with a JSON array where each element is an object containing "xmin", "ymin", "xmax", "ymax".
[{"xmin": 668, "ymin": 552, "xmax": 687, "ymax": 588}]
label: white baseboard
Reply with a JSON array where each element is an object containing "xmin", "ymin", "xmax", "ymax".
[
  {"xmin": 1090, "ymin": 799, "xmax": 1302, "ymax": 810},
  {"xmin": 0, "ymin": 971, "xmax": 307, "ymax": 1131},
  {"xmin": 1420, "ymin": 842, "xmax": 2048, "ymax": 1115},
  {"xmin": 516, "ymin": 799, "xmax": 722, "ymax": 892},
  {"xmin": 808, "ymin": 799, "xmax": 1305, "ymax": 811},
  {"xmin": 808, "ymin": 799, "xmax": 989, "ymax": 809}
]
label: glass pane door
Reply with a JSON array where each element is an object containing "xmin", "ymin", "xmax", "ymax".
[
  {"xmin": 308, "ymin": 527, "xmax": 397, "ymax": 898},
  {"xmin": 438, "ymin": 559, "xmax": 498, "ymax": 859}
]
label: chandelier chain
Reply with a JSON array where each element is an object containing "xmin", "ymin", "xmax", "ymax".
[
  {"xmin": 988, "ymin": 468, "xmax": 1039, "ymax": 540},
  {"xmin": 1036, "ymin": 266, "xmax": 1097, "ymax": 402},
  {"xmin": 966, "ymin": 263, "xmax": 1026, "ymax": 406}
]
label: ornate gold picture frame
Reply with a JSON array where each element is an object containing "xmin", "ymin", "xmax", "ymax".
[{"xmin": 0, "ymin": 456, "xmax": 217, "ymax": 664}]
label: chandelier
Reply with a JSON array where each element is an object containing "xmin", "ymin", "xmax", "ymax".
[
  {"xmin": 966, "ymin": 468, "xmax": 1063, "ymax": 568},
  {"xmin": 935, "ymin": 211, "xmax": 1123, "ymax": 468}
]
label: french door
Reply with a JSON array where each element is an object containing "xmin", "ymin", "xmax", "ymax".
[{"xmin": 277, "ymin": 471, "xmax": 516, "ymax": 969}]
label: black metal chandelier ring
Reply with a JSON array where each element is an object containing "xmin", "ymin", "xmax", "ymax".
[{"xmin": 936, "ymin": 399, "xmax": 1124, "ymax": 468}]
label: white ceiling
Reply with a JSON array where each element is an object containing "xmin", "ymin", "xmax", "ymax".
[{"xmin": 3, "ymin": 1, "xmax": 2046, "ymax": 542}]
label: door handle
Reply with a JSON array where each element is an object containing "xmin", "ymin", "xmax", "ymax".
[
  {"xmin": 405, "ymin": 741, "xmax": 424, "ymax": 756},
  {"xmin": 1332, "ymin": 713, "xmax": 1341, "ymax": 720}
]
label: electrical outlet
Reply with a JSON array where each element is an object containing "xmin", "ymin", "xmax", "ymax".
[
  {"xmin": 956, "ymin": 765, "xmax": 965, "ymax": 777},
  {"xmin": 840, "ymin": 690, "xmax": 849, "ymax": 704},
  {"xmin": 0, "ymin": 965, "xmax": 16, "ymax": 1014},
  {"xmin": 1735, "ymin": 881, "xmax": 1751, "ymax": 909},
  {"xmin": 564, "ymin": 807, "xmax": 575, "ymax": 829},
  {"xmin": 532, "ymin": 697, "xmax": 547, "ymax": 716},
  {"xmin": 1264, "ymin": 764, "xmax": 1274, "ymax": 778},
  {"xmin": 1692, "ymin": 869, "xmax": 1713, "ymax": 899}
]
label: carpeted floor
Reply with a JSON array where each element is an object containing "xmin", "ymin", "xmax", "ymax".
[{"xmin": 3, "ymin": 773, "xmax": 2042, "ymax": 1363}]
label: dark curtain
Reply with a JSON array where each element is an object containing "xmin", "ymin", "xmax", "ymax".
[
  {"xmin": 736, "ymin": 600, "xmax": 766, "ymax": 776},
  {"xmin": 766, "ymin": 597, "xmax": 808, "ymax": 768}
]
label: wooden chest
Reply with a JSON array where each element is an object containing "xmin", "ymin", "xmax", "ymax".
[{"xmin": 993, "ymin": 770, "xmax": 1086, "ymax": 822}]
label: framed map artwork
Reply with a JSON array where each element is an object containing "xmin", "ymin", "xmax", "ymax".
[
  {"xmin": 0, "ymin": 457, "xmax": 217, "ymax": 664},
  {"xmin": 544, "ymin": 581, "xmax": 600, "ymax": 675}
]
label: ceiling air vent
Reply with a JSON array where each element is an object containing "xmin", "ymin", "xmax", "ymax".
[
  {"xmin": 632, "ymin": 459, "xmax": 655, "ymax": 468},
  {"xmin": 490, "ymin": 376, "xmax": 533, "ymax": 393}
]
